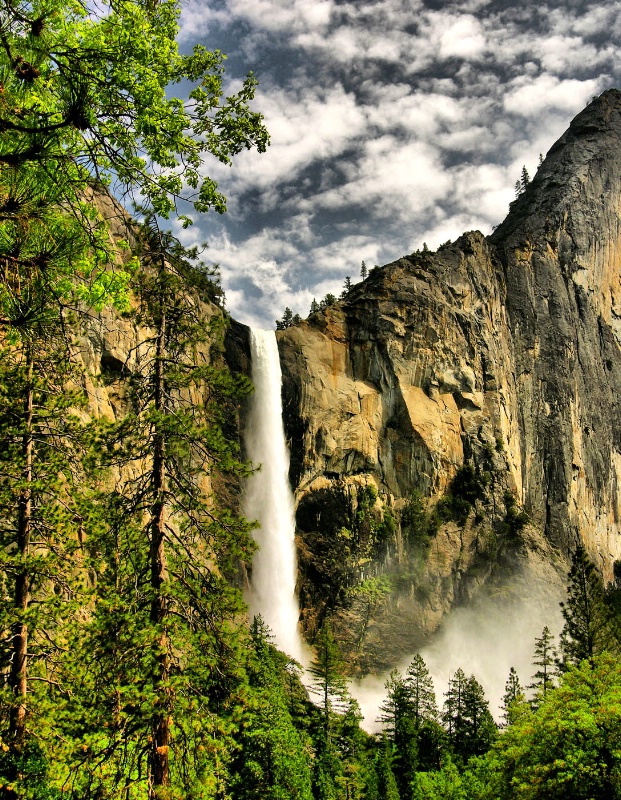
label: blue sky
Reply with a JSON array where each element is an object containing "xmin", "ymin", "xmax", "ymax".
[{"xmin": 173, "ymin": 0, "xmax": 621, "ymax": 328}]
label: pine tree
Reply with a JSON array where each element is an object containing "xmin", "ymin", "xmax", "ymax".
[
  {"xmin": 560, "ymin": 544, "xmax": 615, "ymax": 668},
  {"xmin": 309, "ymin": 298, "xmax": 320, "ymax": 315},
  {"xmin": 340, "ymin": 276, "xmax": 352, "ymax": 298},
  {"xmin": 276, "ymin": 307, "xmax": 294, "ymax": 329},
  {"xmin": 461, "ymin": 674, "xmax": 497, "ymax": 760},
  {"xmin": 442, "ymin": 668, "xmax": 467, "ymax": 745},
  {"xmin": 443, "ymin": 670, "xmax": 496, "ymax": 763},
  {"xmin": 379, "ymin": 664, "xmax": 432, "ymax": 800},
  {"xmin": 520, "ymin": 166, "xmax": 530, "ymax": 191},
  {"xmin": 379, "ymin": 670, "xmax": 409, "ymax": 739},
  {"xmin": 229, "ymin": 617, "xmax": 313, "ymax": 800},
  {"xmin": 360, "ymin": 261, "xmax": 368, "ymax": 281},
  {"xmin": 379, "ymin": 670, "xmax": 413, "ymax": 796},
  {"xmin": 309, "ymin": 621, "xmax": 349, "ymax": 741},
  {"xmin": 501, "ymin": 667, "xmax": 526, "ymax": 727},
  {"xmin": 0, "ymin": 157, "xmax": 128, "ymax": 777},
  {"xmin": 373, "ymin": 738, "xmax": 400, "ymax": 800},
  {"xmin": 0, "ymin": 335, "xmax": 95, "ymax": 766},
  {"xmin": 529, "ymin": 625, "xmax": 558, "ymax": 703},
  {"xmin": 405, "ymin": 654, "xmax": 438, "ymax": 728},
  {"xmin": 319, "ymin": 293, "xmax": 338, "ymax": 310}
]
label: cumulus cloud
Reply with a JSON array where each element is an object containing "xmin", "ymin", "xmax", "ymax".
[
  {"xmin": 228, "ymin": 0, "xmax": 334, "ymax": 35},
  {"xmin": 504, "ymin": 74, "xmax": 604, "ymax": 116}
]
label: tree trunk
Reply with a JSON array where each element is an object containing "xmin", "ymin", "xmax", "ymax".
[
  {"xmin": 9, "ymin": 345, "xmax": 33, "ymax": 751},
  {"xmin": 148, "ymin": 270, "xmax": 171, "ymax": 797}
]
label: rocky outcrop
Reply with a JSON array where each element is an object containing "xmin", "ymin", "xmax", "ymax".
[{"xmin": 269, "ymin": 90, "xmax": 621, "ymax": 669}]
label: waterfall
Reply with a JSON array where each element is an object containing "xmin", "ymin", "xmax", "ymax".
[{"xmin": 244, "ymin": 328, "xmax": 305, "ymax": 663}]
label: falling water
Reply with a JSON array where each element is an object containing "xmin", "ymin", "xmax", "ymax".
[{"xmin": 244, "ymin": 328, "xmax": 305, "ymax": 663}]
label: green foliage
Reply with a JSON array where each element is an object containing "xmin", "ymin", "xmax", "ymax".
[
  {"xmin": 433, "ymin": 464, "xmax": 487, "ymax": 526},
  {"xmin": 379, "ymin": 655, "xmax": 441, "ymax": 796},
  {"xmin": 309, "ymin": 621, "xmax": 350, "ymax": 738},
  {"xmin": 43, "ymin": 222, "xmax": 256, "ymax": 796},
  {"xmin": 275, "ymin": 306, "xmax": 301, "ymax": 329},
  {"xmin": 340, "ymin": 276, "xmax": 352, "ymax": 298},
  {"xmin": 411, "ymin": 756, "xmax": 472, "ymax": 800},
  {"xmin": 514, "ymin": 165, "xmax": 530, "ymax": 198},
  {"xmin": 501, "ymin": 667, "xmax": 527, "ymax": 727},
  {"xmin": 0, "ymin": 0, "xmax": 268, "ymax": 219},
  {"xmin": 229, "ymin": 618, "xmax": 313, "ymax": 800},
  {"xmin": 347, "ymin": 576, "xmax": 393, "ymax": 649},
  {"xmin": 0, "ymin": 740, "xmax": 61, "ymax": 800},
  {"xmin": 401, "ymin": 491, "xmax": 436, "ymax": 549},
  {"xmin": 529, "ymin": 625, "xmax": 558, "ymax": 703},
  {"xmin": 319, "ymin": 293, "xmax": 338, "ymax": 310},
  {"xmin": 353, "ymin": 485, "xmax": 395, "ymax": 556},
  {"xmin": 501, "ymin": 490, "xmax": 529, "ymax": 537},
  {"xmin": 406, "ymin": 654, "xmax": 439, "ymax": 728},
  {"xmin": 0, "ymin": 335, "xmax": 98, "ymax": 763},
  {"xmin": 480, "ymin": 654, "xmax": 621, "ymax": 799},
  {"xmin": 442, "ymin": 669, "xmax": 497, "ymax": 764},
  {"xmin": 560, "ymin": 544, "xmax": 618, "ymax": 668},
  {"xmin": 373, "ymin": 738, "xmax": 400, "ymax": 800},
  {"xmin": 297, "ymin": 483, "xmax": 398, "ymax": 620}
]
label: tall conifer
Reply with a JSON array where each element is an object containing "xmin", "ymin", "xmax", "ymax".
[{"xmin": 560, "ymin": 544, "xmax": 616, "ymax": 667}]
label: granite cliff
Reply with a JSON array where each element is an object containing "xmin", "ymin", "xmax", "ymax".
[{"xmin": 228, "ymin": 89, "xmax": 621, "ymax": 671}]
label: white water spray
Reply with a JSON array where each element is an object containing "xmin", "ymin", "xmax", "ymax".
[{"xmin": 244, "ymin": 328, "xmax": 306, "ymax": 663}]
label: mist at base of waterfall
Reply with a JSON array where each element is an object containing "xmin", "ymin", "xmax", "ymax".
[{"xmin": 349, "ymin": 567, "xmax": 564, "ymax": 732}]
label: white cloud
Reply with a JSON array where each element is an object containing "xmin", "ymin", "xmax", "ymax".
[
  {"xmin": 196, "ymin": 83, "xmax": 368, "ymax": 214},
  {"xmin": 503, "ymin": 75, "xmax": 603, "ymax": 116},
  {"xmin": 436, "ymin": 14, "xmax": 488, "ymax": 60},
  {"xmin": 177, "ymin": 1, "xmax": 232, "ymax": 42},
  {"xmin": 548, "ymin": 2, "xmax": 621, "ymax": 38},
  {"xmin": 228, "ymin": 0, "xmax": 334, "ymax": 34}
]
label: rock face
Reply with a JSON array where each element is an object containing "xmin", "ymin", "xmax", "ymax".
[{"xmin": 253, "ymin": 89, "xmax": 621, "ymax": 670}]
